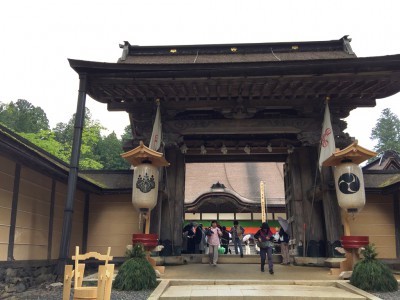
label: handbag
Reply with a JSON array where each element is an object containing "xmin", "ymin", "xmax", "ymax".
[{"xmin": 256, "ymin": 240, "xmax": 274, "ymax": 249}]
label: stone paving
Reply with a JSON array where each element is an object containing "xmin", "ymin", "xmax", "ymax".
[
  {"xmin": 148, "ymin": 263, "xmax": 384, "ymax": 299},
  {"xmin": 158, "ymin": 283, "xmax": 367, "ymax": 299}
]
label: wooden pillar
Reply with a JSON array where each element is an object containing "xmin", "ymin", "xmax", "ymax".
[
  {"xmin": 82, "ymin": 193, "xmax": 90, "ymax": 253},
  {"xmin": 286, "ymin": 150, "xmax": 305, "ymax": 250},
  {"xmin": 161, "ymin": 146, "xmax": 185, "ymax": 255},
  {"xmin": 297, "ymin": 147, "xmax": 325, "ymax": 243},
  {"xmin": 150, "ymin": 190, "xmax": 164, "ymax": 236},
  {"xmin": 7, "ymin": 163, "xmax": 21, "ymax": 261},
  {"xmin": 150, "ymin": 166, "xmax": 166, "ymax": 236},
  {"xmin": 321, "ymin": 167, "xmax": 343, "ymax": 243},
  {"xmin": 393, "ymin": 191, "xmax": 400, "ymax": 258},
  {"xmin": 285, "ymin": 146, "xmax": 327, "ymax": 256},
  {"xmin": 47, "ymin": 179, "xmax": 56, "ymax": 260},
  {"xmin": 57, "ymin": 73, "xmax": 87, "ymax": 275}
]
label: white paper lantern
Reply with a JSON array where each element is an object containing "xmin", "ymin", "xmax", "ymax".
[
  {"xmin": 132, "ymin": 163, "xmax": 159, "ymax": 211},
  {"xmin": 333, "ymin": 162, "xmax": 365, "ymax": 213}
]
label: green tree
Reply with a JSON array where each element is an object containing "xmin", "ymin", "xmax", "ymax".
[
  {"xmin": 121, "ymin": 125, "xmax": 133, "ymax": 141},
  {"xmin": 113, "ymin": 244, "xmax": 157, "ymax": 291},
  {"xmin": 370, "ymin": 108, "xmax": 400, "ymax": 153},
  {"xmin": 53, "ymin": 108, "xmax": 104, "ymax": 170},
  {"xmin": 95, "ymin": 132, "xmax": 130, "ymax": 170},
  {"xmin": 0, "ymin": 99, "xmax": 49, "ymax": 133},
  {"xmin": 19, "ymin": 130, "xmax": 70, "ymax": 163},
  {"xmin": 350, "ymin": 244, "xmax": 398, "ymax": 292}
]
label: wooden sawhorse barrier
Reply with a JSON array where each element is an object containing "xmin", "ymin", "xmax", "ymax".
[{"xmin": 63, "ymin": 246, "xmax": 114, "ymax": 300}]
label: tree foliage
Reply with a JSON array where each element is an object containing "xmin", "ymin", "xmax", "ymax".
[
  {"xmin": 19, "ymin": 130, "xmax": 70, "ymax": 163},
  {"xmin": 350, "ymin": 244, "xmax": 398, "ymax": 292},
  {"xmin": 370, "ymin": 108, "xmax": 400, "ymax": 153},
  {"xmin": 94, "ymin": 131, "xmax": 130, "ymax": 170},
  {"xmin": 113, "ymin": 244, "xmax": 157, "ymax": 291},
  {"xmin": 2, "ymin": 99, "xmax": 131, "ymax": 170},
  {"xmin": 53, "ymin": 108, "xmax": 107, "ymax": 170},
  {"xmin": 0, "ymin": 99, "xmax": 49, "ymax": 133},
  {"xmin": 121, "ymin": 125, "xmax": 133, "ymax": 141}
]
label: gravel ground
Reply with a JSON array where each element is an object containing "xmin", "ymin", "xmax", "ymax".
[
  {"xmin": 10, "ymin": 284, "xmax": 155, "ymax": 300},
  {"xmin": 372, "ymin": 290, "xmax": 400, "ymax": 300}
]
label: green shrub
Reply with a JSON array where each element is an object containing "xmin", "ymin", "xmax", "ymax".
[
  {"xmin": 350, "ymin": 244, "xmax": 398, "ymax": 292},
  {"xmin": 113, "ymin": 243, "xmax": 157, "ymax": 291}
]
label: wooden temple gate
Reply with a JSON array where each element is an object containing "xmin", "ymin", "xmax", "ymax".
[{"xmin": 61, "ymin": 36, "xmax": 400, "ymax": 263}]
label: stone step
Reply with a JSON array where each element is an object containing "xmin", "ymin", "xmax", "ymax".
[
  {"xmin": 158, "ymin": 284, "xmax": 367, "ymax": 299},
  {"xmin": 201, "ymin": 254, "xmax": 282, "ymax": 264}
]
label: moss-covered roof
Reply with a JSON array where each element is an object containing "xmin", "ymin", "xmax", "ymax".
[
  {"xmin": 363, "ymin": 173, "xmax": 400, "ymax": 189},
  {"xmin": 0, "ymin": 124, "xmax": 131, "ymax": 193}
]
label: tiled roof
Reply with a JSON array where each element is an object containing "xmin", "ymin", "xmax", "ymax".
[
  {"xmin": 185, "ymin": 162, "xmax": 285, "ymax": 205},
  {"xmin": 363, "ymin": 150, "xmax": 400, "ymax": 171},
  {"xmin": 118, "ymin": 36, "xmax": 356, "ymax": 64},
  {"xmin": 120, "ymin": 51, "xmax": 355, "ymax": 64}
]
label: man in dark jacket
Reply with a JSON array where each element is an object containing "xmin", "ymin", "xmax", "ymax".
[
  {"xmin": 254, "ymin": 222, "xmax": 274, "ymax": 274},
  {"xmin": 220, "ymin": 226, "xmax": 231, "ymax": 254}
]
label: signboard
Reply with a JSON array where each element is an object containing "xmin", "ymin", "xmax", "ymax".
[{"xmin": 260, "ymin": 181, "xmax": 266, "ymax": 223}]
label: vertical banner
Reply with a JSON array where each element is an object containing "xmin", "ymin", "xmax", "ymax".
[
  {"xmin": 319, "ymin": 101, "xmax": 336, "ymax": 169},
  {"xmin": 149, "ymin": 100, "xmax": 162, "ymax": 151},
  {"xmin": 260, "ymin": 181, "xmax": 266, "ymax": 223}
]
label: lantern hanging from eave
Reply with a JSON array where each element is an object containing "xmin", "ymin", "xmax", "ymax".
[
  {"xmin": 121, "ymin": 141, "xmax": 170, "ymax": 212},
  {"xmin": 132, "ymin": 162, "xmax": 159, "ymax": 211},
  {"xmin": 333, "ymin": 161, "xmax": 365, "ymax": 214},
  {"xmin": 322, "ymin": 141, "xmax": 377, "ymax": 214}
]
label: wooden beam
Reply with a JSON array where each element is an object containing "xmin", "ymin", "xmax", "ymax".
[
  {"xmin": 164, "ymin": 118, "xmax": 319, "ymax": 135},
  {"xmin": 192, "ymin": 83, "xmax": 199, "ymax": 101},
  {"xmin": 184, "ymin": 153, "xmax": 287, "ymax": 163}
]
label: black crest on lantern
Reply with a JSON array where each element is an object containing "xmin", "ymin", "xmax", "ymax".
[
  {"xmin": 136, "ymin": 172, "xmax": 156, "ymax": 193},
  {"xmin": 338, "ymin": 173, "xmax": 360, "ymax": 194}
]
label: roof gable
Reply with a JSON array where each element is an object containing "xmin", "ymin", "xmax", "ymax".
[{"xmin": 363, "ymin": 150, "xmax": 400, "ymax": 171}]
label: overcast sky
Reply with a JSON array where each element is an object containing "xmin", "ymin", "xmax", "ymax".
[{"xmin": 1, "ymin": 0, "xmax": 399, "ymax": 151}]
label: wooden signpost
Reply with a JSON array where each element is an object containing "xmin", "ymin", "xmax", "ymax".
[{"xmin": 260, "ymin": 181, "xmax": 266, "ymax": 223}]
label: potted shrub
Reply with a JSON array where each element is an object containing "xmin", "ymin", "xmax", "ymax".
[
  {"xmin": 350, "ymin": 244, "xmax": 398, "ymax": 292},
  {"xmin": 113, "ymin": 243, "xmax": 157, "ymax": 291}
]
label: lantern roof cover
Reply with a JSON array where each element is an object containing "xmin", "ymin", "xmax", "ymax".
[
  {"xmin": 322, "ymin": 140, "xmax": 377, "ymax": 166},
  {"xmin": 121, "ymin": 141, "xmax": 170, "ymax": 167}
]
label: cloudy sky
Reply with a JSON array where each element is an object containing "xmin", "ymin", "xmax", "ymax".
[{"xmin": 1, "ymin": 0, "xmax": 399, "ymax": 150}]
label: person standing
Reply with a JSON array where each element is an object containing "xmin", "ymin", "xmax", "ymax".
[
  {"xmin": 230, "ymin": 220, "xmax": 244, "ymax": 257},
  {"xmin": 207, "ymin": 220, "xmax": 222, "ymax": 266},
  {"xmin": 186, "ymin": 222, "xmax": 197, "ymax": 254},
  {"xmin": 197, "ymin": 224, "xmax": 206, "ymax": 254},
  {"xmin": 220, "ymin": 226, "xmax": 230, "ymax": 254},
  {"xmin": 254, "ymin": 222, "xmax": 274, "ymax": 274},
  {"xmin": 193, "ymin": 223, "xmax": 203, "ymax": 254},
  {"xmin": 278, "ymin": 226, "xmax": 290, "ymax": 265}
]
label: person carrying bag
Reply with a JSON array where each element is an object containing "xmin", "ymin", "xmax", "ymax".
[
  {"xmin": 207, "ymin": 220, "xmax": 222, "ymax": 266},
  {"xmin": 254, "ymin": 222, "xmax": 274, "ymax": 274}
]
